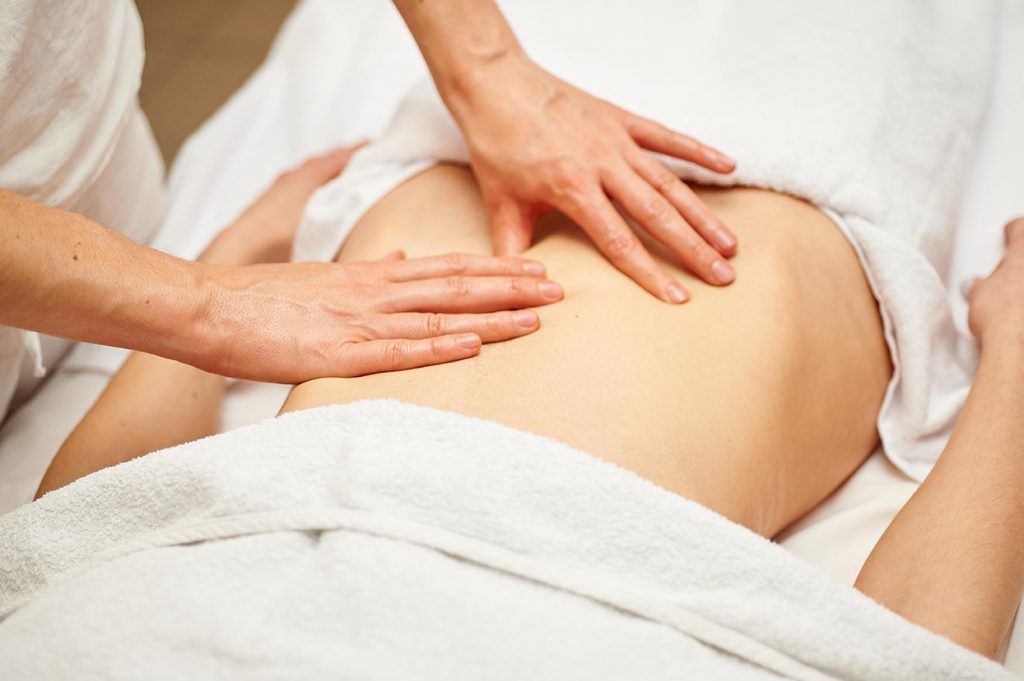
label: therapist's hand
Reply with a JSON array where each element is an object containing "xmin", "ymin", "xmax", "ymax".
[
  {"xmin": 0, "ymin": 146, "xmax": 559, "ymax": 387},
  {"xmin": 967, "ymin": 217, "xmax": 1024, "ymax": 348},
  {"xmin": 196, "ymin": 254, "xmax": 559, "ymax": 382},
  {"xmin": 448, "ymin": 52, "xmax": 738, "ymax": 303},
  {"xmin": 193, "ymin": 148, "xmax": 562, "ymax": 382}
]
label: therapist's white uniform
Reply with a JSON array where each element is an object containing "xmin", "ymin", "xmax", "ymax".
[{"xmin": 0, "ymin": 0, "xmax": 165, "ymax": 421}]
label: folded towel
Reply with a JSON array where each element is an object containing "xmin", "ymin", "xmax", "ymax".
[{"xmin": 0, "ymin": 401, "xmax": 1011, "ymax": 679}]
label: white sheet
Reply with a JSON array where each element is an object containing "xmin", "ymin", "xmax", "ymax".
[
  {"xmin": 0, "ymin": 0, "xmax": 1020, "ymax": 670},
  {"xmin": 1, "ymin": 401, "xmax": 1013, "ymax": 680}
]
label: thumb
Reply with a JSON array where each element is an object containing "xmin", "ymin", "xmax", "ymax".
[
  {"xmin": 1005, "ymin": 217, "xmax": 1024, "ymax": 246},
  {"xmin": 490, "ymin": 199, "xmax": 535, "ymax": 256}
]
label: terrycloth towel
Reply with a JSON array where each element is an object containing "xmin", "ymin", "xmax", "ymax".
[
  {"xmin": 296, "ymin": 0, "xmax": 998, "ymax": 481},
  {"xmin": 0, "ymin": 401, "xmax": 1011, "ymax": 680}
]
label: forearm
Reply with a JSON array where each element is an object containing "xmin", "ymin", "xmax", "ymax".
[
  {"xmin": 392, "ymin": 0, "xmax": 523, "ymax": 109},
  {"xmin": 0, "ymin": 189, "xmax": 209, "ymax": 365},
  {"xmin": 35, "ymin": 353, "xmax": 223, "ymax": 498},
  {"xmin": 30, "ymin": 229, "xmax": 267, "ymax": 499},
  {"xmin": 855, "ymin": 330, "xmax": 1024, "ymax": 657}
]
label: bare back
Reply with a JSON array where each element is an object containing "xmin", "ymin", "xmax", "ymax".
[{"xmin": 282, "ymin": 166, "xmax": 890, "ymax": 536}]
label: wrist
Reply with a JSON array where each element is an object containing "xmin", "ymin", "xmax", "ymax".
[
  {"xmin": 169, "ymin": 260, "xmax": 225, "ymax": 374},
  {"xmin": 394, "ymin": 0, "xmax": 526, "ymax": 114},
  {"xmin": 435, "ymin": 39, "xmax": 528, "ymax": 118},
  {"xmin": 977, "ymin": 325, "xmax": 1024, "ymax": 389},
  {"xmin": 978, "ymin": 320, "xmax": 1024, "ymax": 355}
]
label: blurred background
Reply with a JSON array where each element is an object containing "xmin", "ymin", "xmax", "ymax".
[{"xmin": 135, "ymin": 0, "xmax": 298, "ymax": 166}]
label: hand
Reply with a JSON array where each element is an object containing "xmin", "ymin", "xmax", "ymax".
[
  {"xmin": 192, "ymin": 146, "xmax": 562, "ymax": 381},
  {"xmin": 448, "ymin": 51, "xmax": 738, "ymax": 303},
  {"xmin": 967, "ymin": 217, "xmax": 1024, "ymax": 348},
  {"xmin": 195, "ymin": 253, "xmax": 562, "ymax": 382}
]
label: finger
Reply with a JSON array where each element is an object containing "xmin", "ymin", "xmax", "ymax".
[
  {"xmin": 557, "ymin": 187, "xmax": 688, "ymax": 303},
  {"xmin": 336, "ymin": 334, "xmax": 482, "ymax": 376},
  {"xmin": 376, "ymin": 252, "xmax": 546, "ymax": 281},
  {"xmin": 604, "ymin": 166, "xmax": 734, "ymax": 287},
  {"xmin": 630, "ymin": 150, "xmax": 738, "ymax": 257},
  {"xmin": 1005, "ymin": 217, "xmax": 1024, "ymax": 246},
  {"xmin": 381, "ymin": 276, "xmax": 563, "ymax": 313},
  {"xmin": 296, "ymin": 143, "xmax": 368, "ymax": 185},
  {"xmin": 319, "ymin": 142, "xmax": 369, "ymax": 173},
  {"xmin": 490, "ymin": 199, "xmax": 535, "ymax": 256},
  {"xmin": 960, "ymin": 277, "xmax": 980, "ymax": 300},
  {"xmin": 624, "ymin": 114, "xmax": 735, "ymax": 174},
  {"xmin": 372, "ymin": 310, "xmax": 540, "ymax": 343}
]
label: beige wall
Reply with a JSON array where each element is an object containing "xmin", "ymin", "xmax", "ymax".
[{"xmin": 135, "ymin": 0, "xmax": 298, "ymax": 166}]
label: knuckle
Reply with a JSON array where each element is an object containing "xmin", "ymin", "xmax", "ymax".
[
  {"xmin": 424, "ymin": 312, "xmax": 447, "ymax": 337},
  {"xmin": 686, "ymin": 237, "xmax": 717, "ymax": 267},
  {"xmin": 443, "ymin": 252, "xmax": 469, "ymax": 273},
  {"xmin": 275, "ymin": 169, "xmax": 298, "ymax": 187},
  {"xmin": 430, "ymin": 337, "xmax": 449, "ymax": 361},
  {"xmin": 487, "ymin": 313, "xmax": 506, "ymax": 333},
  {"xmin": 342, "ymin": 311, "xmax": 374, "ymax": 339},
  {"xmin": 652, "ymin": 170, "xmax": 678, "ymax": 196},
  {"xmin": 382, "ymin": 340, "xmax": 409, "ymax": 370},
  {"xmin": 446, "ymin": 276, "xmax": 472, "ymax": 299},
  {"xmin": 604, "ymin": 232, "xmax": 637, "ymax": 260},
  {"xmin": 622, "ymin": 116, "xmax": 642, "ymax": 137},
  {"xmin": 547, "ymin": 158, "xmax": 586, "ymax": 197},
  {"xmin": 640, "ymin": 195, "xmax": 669, "ymax": 223},
  {"xmin": 307, "ymin": 156, "xmax": 334, "ymax": 174},
  {"xmin": 355, "ymin": 279, "xmax": 385, "ymax": 305},
  {"xmin": 506, "ymin": 278, "xmax": 527, "ymax": 297},
  {"xmin": 498, "ymin": 257, "xmax": 520, "ymax": 275}
]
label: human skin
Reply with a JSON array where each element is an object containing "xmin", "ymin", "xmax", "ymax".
[
  {"xmin": 43, "ymin": 163, "xmax": 1024, "ymax": 658},
  {"xmin": 281, "ymin": 165, "xmax": 892, "ymax": 537},
  {"xmin": 281, "ymin": 168, "xmax": 1024, "ymax": 657},
  {"xmin": 855, "ymin": 218, "xmax": 1024, "ymax": 658},
  {"xmin": 34, "ymin": 154, "xmax": 555, "ymax": 497},
  {"xmin": 392, "ymin": 0, "xmax": 738, "ymax": 302},
  {"xmin": 0, "ymin": 148, "xmax": 561, "ymax": 384}
]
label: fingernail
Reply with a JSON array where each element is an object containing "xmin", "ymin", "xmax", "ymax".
[
  {"xmin": 522, "ymin": 261, "xmax": 545, "ymax": 276},
  {"xmin": 514, "ymin": 310, "xmax": 539, "ymax": 327},
  {"xmin": 715, "ymin": 151, "xmax": 736, "ymax": 168},
  {"xmin": 714, "ymin": 230, "xmax": 737, "ymax": 252},
  {"xmin": 456, "ymin": 334, "xmax": 481, "ymax": 350},
  {"xmin": 665, "ymin": 283, "xmax": 689, "ymax": 304},
  {"xmin": 712, "ymin": 260, "xmax": 735, "ymax": 285},
  {"xmin": 539, "ymin": 281, "xmax": 563, "ymax": 300}
]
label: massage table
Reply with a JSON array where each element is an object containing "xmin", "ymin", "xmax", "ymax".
[{"xmin": 0, "ymin": 0, "xmax": 1020, "ymax": 670}]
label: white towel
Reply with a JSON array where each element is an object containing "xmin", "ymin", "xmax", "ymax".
[
  {"xmin": 0, "ymin": 401, "xmax": 1010, "ymax": 679},
  {"xmin": 296, "ymin": 0, "xmax": 997, "ymax": 481}
]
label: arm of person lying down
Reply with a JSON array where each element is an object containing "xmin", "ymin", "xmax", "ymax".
[
  {"xmin": 34, "ymin": 151, "xmax": 556, "ymax": 498},
  {"xmin": 392, "ymin": 0, "xmax": 737, "ymax": 302},
  {"xmin": 855, "ymin": 217, "xmax": 1024, "ymax": 659}
]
